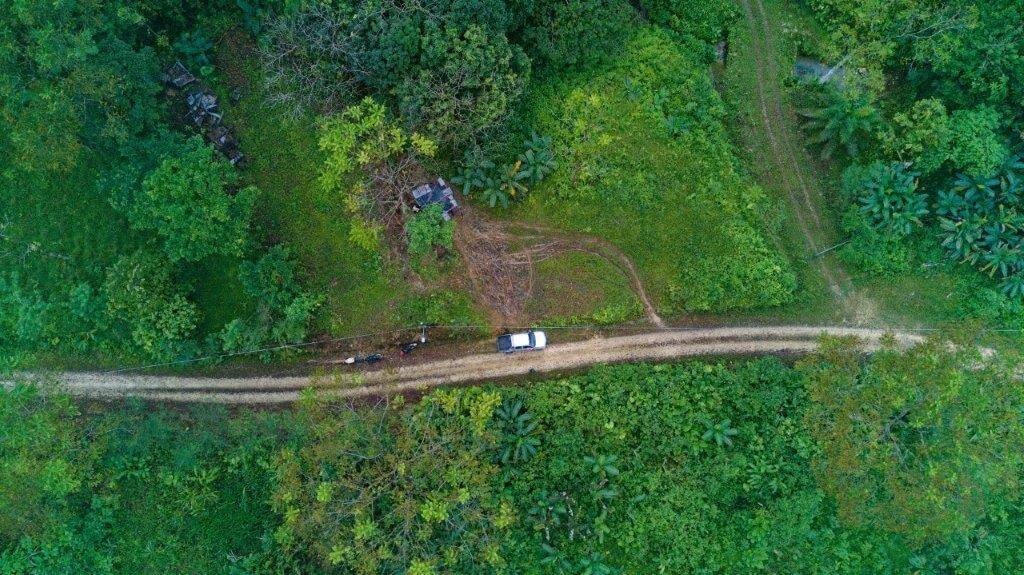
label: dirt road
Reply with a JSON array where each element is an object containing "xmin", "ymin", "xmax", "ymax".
[
  {"xmin": 45, "ymin": 326, "xmax": 922, "ymax": 403},
  {"xmin": 735, "ymin": 0, "xmax": 878, "ymax": 322}
]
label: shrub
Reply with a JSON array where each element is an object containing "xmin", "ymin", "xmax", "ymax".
[
  {"xmin": 936, "ymin": 156, "xmax": 1024, "ymax": 297},
  {"xmin": 850, "ymin": 161, "xmax": 927, "ymax": 238},
  {"xmin": 518, "ymin": 0, "xmax": 636, "ymax": 72},
  {"xmin": 948, "ymin": 107, "xmax": 1008, "ymax": 178},
  {"xmin": 838, "ymin": 207, "xmax": 915, "ymax": 277},
  {"xmin": 406, "ymin": 204, "xmax": 455, "ymax": 258},
  {"xmin": 887, "ymin": 98, "xmax": 951, "ymax": 175},
  {"xmin": 103, "ymin": 251, "xmax": 199, "ymax": 361},
  {"xmin": 220, "ymin": 246, "xmax": 321, "ymax": 359},
  {"xmin": 126, "ymin": 137, "xmax": 257, "ymax": 263}
]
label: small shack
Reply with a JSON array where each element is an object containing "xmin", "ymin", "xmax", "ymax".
[{"xmin": 410, "ymin": 178, "xmax": 459, "ymax": 221}]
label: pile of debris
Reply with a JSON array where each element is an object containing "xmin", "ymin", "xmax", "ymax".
[{"xmin": 162, "ymin": 61, "xmax": 246, "ymax": 167}]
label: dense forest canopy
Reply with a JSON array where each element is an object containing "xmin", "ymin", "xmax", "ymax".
[
  {"xmin": 3, "ymin": 0, "xmax": 1024, "ymax": 573},
  {"xmin": 3, "ymin": 340, "xmax": 1023, "ymax": 574}
]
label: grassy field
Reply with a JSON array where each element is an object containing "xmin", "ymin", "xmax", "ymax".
[
  {"xmin": 501, "ymin": 28, "xmax": 796, "ymax": 318},
  {"xmin": 525, "ymin": 251, "xmax": 642, "ymax": 325}
]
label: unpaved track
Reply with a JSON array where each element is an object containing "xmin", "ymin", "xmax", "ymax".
[
  {"xmin": 736, "ymin": 0, "xmax": 869, "ymax": 316},
  {"xmin": 46, "ymin": 326, "xmax": 921, "ymax": 403},
  {"xmin": 509, "ymin": 222, "xmax": 666, "ymax": 327}
]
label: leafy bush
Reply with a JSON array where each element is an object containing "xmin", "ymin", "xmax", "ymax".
[
  {"xmin": 273, "ymin": 388, "xmax": 506, "ymax": 573},
  {"xmin": 948, "ymin": 107, "xmax": 1008, "ymax": 178},
  {"xmin": 887, "ymin": 98, "xmax": 951, "ymax": 175},
  {"xmin": 936, "ymin": 156, "xmax": 1024, "ymax": 297},
  {"xmin": 452, "ymin": 132, "xmax": 555, "ymax": 208},
  {"xmin": 263, "ymin": 1, "xmax": 528, "ymax": 146},
  {"xmin": 849, "ymin": 162, "xmax": 927, "ymax": 238},
  {"xmin": 400, "ymin": 290, "xmax": 485, "ymax": 331},
  {"xmin": 673, "ymin": 221, "xmax": 797, "ymax": 311},
  {"xmin": 220, "ymin": 246, "xmax": 321, "ymax": 359},
  {"xmin": 103, "ymin": 251, "xmax": 199, "ymax": 361},
  {"xmin": 838, "ymin": 208, "xmax": 915, "ymax": 277},
  {"xmin": 637, "ymin": 0, "xmax": 738, "ymax": 44},
  {"xmin": 518, "ymin": 0, "xmax": 637, "ymax": 72},
  {"xmin": 124, "ymin": 137, "xmax": 257, "ymax": 263},
  {"xmin": 406, "ymin": 204, "xmax": 455, "ymax": 258}
]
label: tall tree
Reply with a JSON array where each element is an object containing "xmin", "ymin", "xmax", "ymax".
[
  {"xmin": 121, "ymin": 137, "xmax": 257, "ymax": 263},
  {"xmin": 802, "ymin": 335, "xmax": 1024, "ymax": 546}
]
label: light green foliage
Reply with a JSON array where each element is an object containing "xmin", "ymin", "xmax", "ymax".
[
  {"xmin": 220, "ymin": 246, "xmax": 321, "ymax": 358},
  {"xmin": 318, "ymin": 98, "xmax": 407, "ymax": 190},
  {"xmin": 406, "ymin": 204, "xmax": 454, "ymax": 258},
  {"xmin": 948, "ymin": 107, "xmax": 1008, "ymax": 178},
  {"xmin": 638, "ymin": 0, "xmax": 738, "ymax": 44},
  {"xmin": 103, "ymin": 250, "xmax": 199, "ymax": 361},
  {"xmin": 317, "ymin": 96, "xmax": 436, "ymax": 234},
  {"xmin": 802, "ymin": 336, "xmax": 1024, "ymax": 546},
  {"xmin": 400, "ymin": 290, "xmax": 486, "ymax": 334},
  {"xmin": 274, "ymin": 389, "xmax": 507, "ymax": 573},
  {"xmin": 517, "ymin": 29, "xmax": 794, "ymax": 313},
  {"xmin": 887, "ymin": 98, "xmax": 951, "ymax": 174},
  {"xmin": 126, "ymin": 137, "xmax": 257, "ymax": 263}
]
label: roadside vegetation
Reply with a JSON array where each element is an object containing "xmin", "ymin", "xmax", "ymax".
[{"xmin": 4, "ymin": 337, "xmax": 1023, "ymax": 574}]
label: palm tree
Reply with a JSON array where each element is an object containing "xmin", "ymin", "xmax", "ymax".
[
  {"xmin": 494, "ymin": 161, "xmax": 528, "ymax": 205},
  {"xmin": 857, "ymin": 162, "xmax": 926, "ymax": 237},
  {"xmin": 702, "ymin": 419, "xmax": 739, "ymax": 447},
  {"xmin": 800, "ymin": 89, "xmax": 883, "ymax": 159},
  {"xmin": 518, "ymin": 146, "xmax": 556, "ymax": 184},
  {"xmin": 451, "ymin": 151, "xmax": 494, "ymax": 196}
]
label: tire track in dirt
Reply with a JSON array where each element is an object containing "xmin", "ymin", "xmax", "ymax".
[
  {"xmin": 39, "ymin": 326, "xmax": 923, "ymax": 403},
  {"xmin": 508, "ymin": 221, "xmax": 666, "ymax": 327},
  {"xmin": 737, "ymin": 0, "xmax": 860, "ymax": 306}
]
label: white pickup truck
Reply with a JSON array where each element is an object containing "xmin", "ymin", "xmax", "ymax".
[{"xmin": 496, "ymin": 330, "xmax": 547, "ymax": 353}]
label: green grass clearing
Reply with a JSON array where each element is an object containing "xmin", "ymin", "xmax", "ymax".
[
  {"xmin": 502, "ymin": 27, "xmax": 796, "ymax": 318},
  {"xmin": 525, "ymin": 251, "xmax": 642, "ymax": 325}
]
